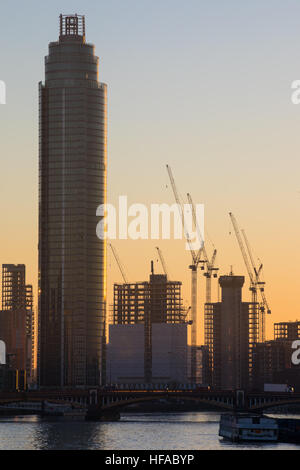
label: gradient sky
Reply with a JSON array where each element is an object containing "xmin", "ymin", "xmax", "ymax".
[{"xmin": 0, "ymin": 0, "xmax": 300, "ymax": 342}]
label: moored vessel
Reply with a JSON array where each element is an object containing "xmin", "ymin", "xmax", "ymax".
[{"xmin": 219, "ymin": 412, "xmax": 278, "ymax": 442}]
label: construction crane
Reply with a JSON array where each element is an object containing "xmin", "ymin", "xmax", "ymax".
[
  {"xmin": 166, "ymin": 164, "xmax": 205, "ymax": 382},
  {"xmin": 229, "ymin": 213, "xmax": 271, "ymax": 342},
  {"xmin": 187, "ymin": 193, "xmax": 219, "ymax": 303},
  {"xmin": 204, "ymin": 249, "xmax": 218, "ymax": 304},
  {"xmin": 155, "ymin": 247, "xmax": 170, "ymax": 279},
  {"xmin": 229, "ymin": 212, "xmax": 256, "ymax": 289},
  {"xmin": 109, "ymin": 243, "xmax": 129, "ymax": 284},
  {"xmin": 241, "ymin": 228, "xmax": 271, "ymax": 342}
]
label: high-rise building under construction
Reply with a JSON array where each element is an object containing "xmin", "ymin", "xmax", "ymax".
[
  {"xmin": 205, "ymin": 275, "xmax": 259, "ymax": 390},
  {"xmin": 38, "ymin": 15, "xmax": 107, "ymax": 387},
  {"xmin": 108, "ymin": 265, "xmax": 187, "ymax": 384}
]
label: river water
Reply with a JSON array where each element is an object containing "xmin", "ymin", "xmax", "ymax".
[{"xmin": 0, "ymin": 411, "xmax": 299, "ymax": 450}]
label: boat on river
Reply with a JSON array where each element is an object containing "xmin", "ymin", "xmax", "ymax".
[{"xmin": 219, "ymin": 412, "xmax": 278, "ymax": 442}]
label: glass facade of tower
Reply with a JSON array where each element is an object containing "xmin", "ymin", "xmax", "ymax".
[{"xmin": 38, "ymin": 15, "xmax": 107, "ymax": 387}]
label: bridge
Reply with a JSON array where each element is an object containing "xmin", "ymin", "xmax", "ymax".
[
  {"xmin": 96, "ymin": 389, "xmax": 300, "ymax": 414},
  {"xmin": 0, "ymin": 389, "xmax": 299, "ymax": 418}
]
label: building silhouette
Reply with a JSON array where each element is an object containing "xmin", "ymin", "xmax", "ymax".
[
  {"xmin": 274, "ymin": 321, "xmax": 300, "ymax": 341},
  {"xmin": 0, "ymin": 264, "xmax": 33, "ymax": 383},
  {"xmin": 38, "ymin": 14, "xmax": 107, "ymax": 387},
  {"xmin": 205, "ymin": 275, "xmax": 259, "ymax": 390},
  {"xmin": 108, "ymin": 264, "xmax": 187, "ymax": 384},
  {"xmin": 252, "ymin": 321, "xmax": 300, "ymax": 391}
]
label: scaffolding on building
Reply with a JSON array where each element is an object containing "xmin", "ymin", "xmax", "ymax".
[
  {"xmin": 25, "ymin": 285, "xmax": 34, "ymax": 380},
  {"xmin": 204, "ymin": 303, "xmax": 220, "ymax": 387},
  {"xmin": 248, "ymin": 302, "xmax": 260, "ymax": 385},
  {"xmin": 111, "ymin": 276, "xmax": 186, "ymax": 326},
  {"xmin": 0, "ymin": 265, "xmax": 34, "ymax": 380},
  {"xmin": 2, "ymin": 265, "xmax": 26, "ymax": 311},
  {"xmin": 111, "ymin": 273, "xmax": 186, "ymax": 384}
]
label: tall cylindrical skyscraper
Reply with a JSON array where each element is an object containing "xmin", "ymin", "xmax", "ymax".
[{"xmin": 38, "ymin": 14, "xmax": 107, "ymax": 387}]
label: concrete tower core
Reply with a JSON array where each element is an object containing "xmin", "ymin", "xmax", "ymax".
[
  {"xmin": 38, "ymin": 14, "xmax": 107, "ymax": 387},
  {"xmin": 205, "ymin": 275, "xmax": 259, "ymax": 390}
]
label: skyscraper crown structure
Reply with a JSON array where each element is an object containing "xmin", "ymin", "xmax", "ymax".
[
  {"xmin": 38, "ymin": 14, "xmax": 107, "ymax": 387},
  {"xmin": 59, "ymin": 14, "xmax": 86, "ymax": 41}
]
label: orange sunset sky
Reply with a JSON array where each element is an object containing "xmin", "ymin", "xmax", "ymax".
[{"xmin": 0, "ymin": 1, "xmax": 300, "ymax": 343}]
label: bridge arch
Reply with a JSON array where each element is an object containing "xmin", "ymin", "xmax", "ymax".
[{"xmin": 100, "ymin": 393, "xmax": 234, "ymax": 412}]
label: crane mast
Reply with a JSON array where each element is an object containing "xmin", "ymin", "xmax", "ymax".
[
  {"xmin": 187, "ymin": 193, "xmax": 219, "ymax": 303},
  {"xmin": 229, "ymin": 213, "xmax": 271, "ymax": 343},
  {"xmin": 166, "ymin": 165, "xmax": 199, "ymax": 382},
  {"xmin": 204, "ymin": 249, "xmax": 218, "ymax": 304},
  {"xmin": 241, "ymin": 228, "xmax": 271, "ymax": 342},
  {"xmin": 241, "ymin": 228, "xmax": 271, "ymax": 315}
]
